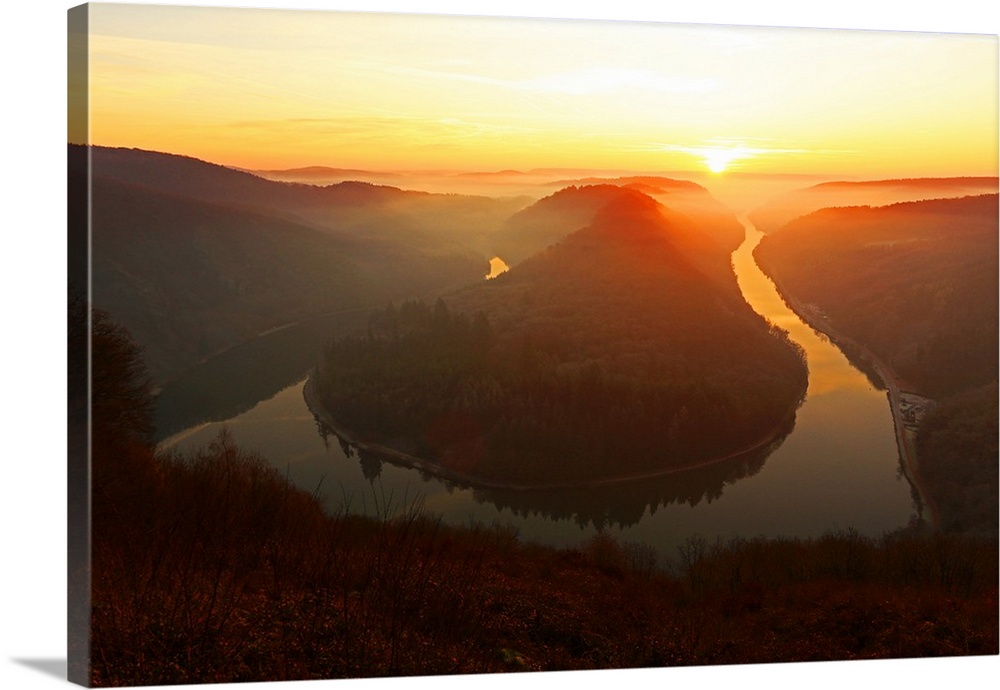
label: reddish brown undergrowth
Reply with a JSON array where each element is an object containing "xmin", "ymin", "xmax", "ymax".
[
  {"xmin": 90, "ymin": 435, "xmax": 998, "ymax": 686},
  {"xmin": 86, "ymin": 308, "xmax": 997, "ymax": 685}
]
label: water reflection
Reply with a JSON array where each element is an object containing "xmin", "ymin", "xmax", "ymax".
[
  {"xmin": 322, "ymin": 415, "xmax": 793, "ymax": 531},
  {"xmin": 485, "ymin": 256, "xmax": 510, "ymax": 279},
  {"xmin": 733, "ymin": 219, "xmax": 874, "ymax": 397},
  {"xmin": 162, "ymin": 219, "xmax": 913, "ymax": 558},
  {"xmin": 155, "ymin": 309, "xmax": 372, "ymax": 440},
  {"xmin": 478, "ymin": 430, "xmax": 788, "ymax": 531}
]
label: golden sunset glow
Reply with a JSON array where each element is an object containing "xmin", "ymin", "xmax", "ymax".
[
  {"xmin": 705, "ymin": 153, "xmax": 734, "ymax": 174},
  {"xmin": 74, "ymin": 4, "xmax": 998, "ymax": 177},
  {"xmin": 62, "ymin": 6, "xmax": 1000, "ymax": 684}
]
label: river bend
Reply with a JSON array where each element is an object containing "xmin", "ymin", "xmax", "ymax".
[{"xmin": 161, "ymin": 218, "xmax": 916, "ymax": 559}]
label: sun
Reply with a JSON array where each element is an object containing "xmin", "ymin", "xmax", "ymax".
[
  {"xmin": 661, "ymin": 143, "xmax": 760, "ymax": 174},
  {"xmin": 701, "ymin": 147, "xmax": 747, "ymax": 174}
]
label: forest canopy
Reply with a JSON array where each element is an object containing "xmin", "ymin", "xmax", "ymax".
[
  {"xmin": 313, "ymin": 188, "xmax": 807, "ymax": 485},
  {"xmin": 753, "ymin": 193, "xmax": 999, "ymax": 534},
  {"xmin": 754, "ymin": 194, "xmax": 999, "ymax": 399}
]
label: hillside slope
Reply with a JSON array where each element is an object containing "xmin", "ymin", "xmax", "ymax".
[
  {"xmin": 314, "ymin": 187, "xmax": 807, "ymax": 484},
  {"xmin": 493, "ymin": 179, "xmax": 743, "ymax": 266},
  {"xmin": 750, "ymin": 177, "xmax": 998, "ymax": 233},
  {"xmin": 754, "ymin": 194, "xmax": 998, "ymax": 398},
  {"xmin": 77, "ymin": 148, "xmax": 489, "ymax": 383},
  {"xmin": 84, "ymin": 144, "xmax": 526, "ymax": 255},
  {"xmin": 754, "ymin": 194, "xmax": 999, "ymax": 534}
]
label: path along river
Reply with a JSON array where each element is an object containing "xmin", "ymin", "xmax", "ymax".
[{"xmin": 161, "ymin": 218, "xmax": 917, "ymax": 561}]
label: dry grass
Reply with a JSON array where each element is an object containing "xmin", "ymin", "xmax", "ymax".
[{"xmin": 90, "ymin": 432, "xmax": 998, "ymax": 685}]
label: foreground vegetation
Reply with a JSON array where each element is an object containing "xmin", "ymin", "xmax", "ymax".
[
  {"xmin": 83, "ymin": 306, "xmax": 997, "ymax": 686},
  {"xmin": 94, "ymin": 445, "xmax": 999, "ymax": 686}
]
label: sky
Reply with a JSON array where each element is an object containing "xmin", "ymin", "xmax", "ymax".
[{"xmin": 74, "ymin": 2, "xmax": 999, "ymax": 178}]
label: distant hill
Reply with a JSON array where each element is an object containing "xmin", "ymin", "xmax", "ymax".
[
  {"xmin": 314, "ymin": 187, "xmax": 807, "ymax": 485},
  {"xmin": 86, "ymin": 145, "xmax": 414, "ymax": 212},
  {"xmin": 453, "ymin": 187, "xmax": 762, "ymax": 327},
  {"xmin": 750, "ymin": 177, "xmax": 999, "ymax": 233},
  {"xmin": 493, "ymin": 180, "xmax": 743, "ymax": 266},
  {"xmin": 247, "ymin": 165, "xmax": 414, "ymax": 190},
  {"xmin": 249, "ymin": 165, "xmax": 404, "ymax": 181},
  {"xmin": 82, "ymin": 145, "xmax": 527, "ymax": 255},
  {"xmin": 86, "ymin": 172, "xmax": 485, "ymax": 383},
  {"xmin": 545, "ymin": 175, "xmax": 705, "ymax": 193},
  {"xmin": 73, "ymin": 145, "xmax": 510, "ymax": 383},
  {"xmin": 492, "ymin": 185, "xmax": 629, "ymax": 264},
  {"xmin": 453, "ymin": 169, "xmax": 529, "ymax": 179}
]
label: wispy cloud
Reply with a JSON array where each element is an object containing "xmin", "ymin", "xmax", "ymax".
[
  {"xmin": 388, "ymin": 65, "xmax": 719, "ymax": 96},
  {"xmin": 225, "ymin": 115, "xmax": 540, "ymax": 146},
  {"xmin": 643, "ymin": 139, "xmax": 856, "ymax": 172}
]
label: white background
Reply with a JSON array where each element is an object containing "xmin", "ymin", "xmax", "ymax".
[{"xmin": 2, "ymin": 1, "xmax": 997, "ymax": 689}]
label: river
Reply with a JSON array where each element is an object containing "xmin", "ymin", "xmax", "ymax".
[{"xmin": 160, "ymin": 218, "xmax": 916, "ymax": 561}]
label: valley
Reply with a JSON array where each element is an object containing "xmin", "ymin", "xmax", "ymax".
[
  {"xmin": 77, "ymin": 144, "xmax": 998, "ymax": 685},
  {"xmin": 64, "ymin": 10, "xmax": 1000, "ymax": 685},
  {"xmin": 73, "ymin": 143, "xmax": 994, "ymax": 543}
]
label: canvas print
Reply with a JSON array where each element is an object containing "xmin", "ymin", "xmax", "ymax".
[{"xmin": 67, "ymin": 3, "xmax": 999, "ymax": 686}]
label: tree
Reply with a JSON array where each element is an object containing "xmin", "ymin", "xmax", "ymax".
[{"xmin": 91, "ymin": 308, "xmax": 155, "ymax": 449}]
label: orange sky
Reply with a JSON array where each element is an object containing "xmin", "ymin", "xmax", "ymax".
[{"xmin": 72, "ymin": 3, "xmax": 998, "ymax": 177}]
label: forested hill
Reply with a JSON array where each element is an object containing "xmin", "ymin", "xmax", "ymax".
[
  {"xmin": 73, "ymin": 145, "xmax": 495, "ymax": 384},
  {"xmin": 314, "ymin": 187, "xmax": 807, "ymax": 485},
  {"xmin": 83, "ymin": 144, "xmax": 415, "ymax": 211},
  {"xmin": 753, "ymin": 194, "xmax": 999, "ymax": 534},
  {"xmin": 493, "ymin": 180, "xmax": 743, "ymax": 265},
  {"xmin": 448, "ymin": 187, "xmax": 793, "ymax": 375},
  {"xmin": 78, "ymin": 144, "xmax": 528, "ymax": 254},
  {"xmin": 749, "ymin": 177, "xmax": 999, "ymax": 233},
  {"xmin": 754, "ymin": 194, "xmax": 998, "ymax": 399},
  {"xmin": 548, "ymin": 176, "xmax": 746, "ymax": 250},
  {"xmin": 88, "ymin": 174, "xmax": 488, "ymax": 383},
  {"xmin": 491, "ymin": 184, "xmax": 632, "ymax": 264}
]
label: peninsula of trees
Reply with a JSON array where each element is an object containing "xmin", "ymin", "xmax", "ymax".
[
  {"xmin": 78, "ymin": 303, "xmax": 997, "ymax": 686},
  {"xmin": 312, "ymin": 187, "xmax": 808, "ymax": 485}
]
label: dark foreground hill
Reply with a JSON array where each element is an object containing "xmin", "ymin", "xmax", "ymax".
[
  {"xmin": 312, "ymin": 187, "xmax": 806, "ymax": 485},
  {"xmin": 78, "ymin": 304, "xmax": 999, "ymax": 686},
  {"xmin": 754, "ymin": 194, "xmax": 999, "ymax": 534}
]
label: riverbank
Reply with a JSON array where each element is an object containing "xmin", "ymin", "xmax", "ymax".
[
  {"xmin": 302, "ymin": 372, "xmax": 805, "ymax": 493},
  {"xmin": 93, "ymin": 295, "xmax": 997, "ymax": 686},
  {"xmin": 753, "ymin": 254, "xmax": 940, "ymax": 528}
]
